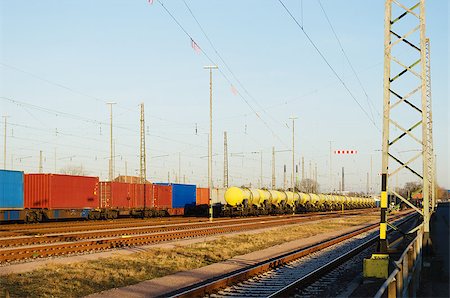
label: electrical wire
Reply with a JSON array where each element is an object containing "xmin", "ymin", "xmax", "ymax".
[
  {"xmin": 0, "ymin": 62, "xmax": 196, "ymax": 126},
  {"xmin": 181, "ymin": 0, "xmax": 286, "ymax": 130},
  {"xmin": 278, "ymin": 0, "xmax": 380, "ymax": 132},
  {"xmin": 156, "ymin": 0, "xmax": 290, "ymax": 149},
  {"xmin": 316, "ymin": 0, "xmax": 381, "ymax": 121}
]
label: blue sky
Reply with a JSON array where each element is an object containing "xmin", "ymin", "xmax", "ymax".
[{"xmin": 0, "ymin": 0, "xmax": 448, "ymax": 191}]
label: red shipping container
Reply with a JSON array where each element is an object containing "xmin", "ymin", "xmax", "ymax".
[
  {"xmin": 99, "ymin": 182, "xmax": 153, "ymax": 209},
  {"xmin": 196, "ymin": 187, "xmax": 210, "ymax": 205},
  {"xmin": 24, "ymin": 174, "xmax": 99, "ymax": 209},
  {"xmin": 152, "ymin": 184, "xmax": 172, "ymax": 209}
]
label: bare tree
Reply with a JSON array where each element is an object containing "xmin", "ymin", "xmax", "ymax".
[
  {"xmin": 399, "ymin": 181, "xmax": 422, "ymax": 199},
  {"xmin": 298, "ymin": 178, "xmax": 319, "ymax": 193},
  {"xmin": 59, "ymin": 165, "xmax": 89, "ymax": 176}
]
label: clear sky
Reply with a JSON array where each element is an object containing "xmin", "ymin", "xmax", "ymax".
[{"xmin": 0, "ymin": 0, "xmax": 448, "ymax": 191}]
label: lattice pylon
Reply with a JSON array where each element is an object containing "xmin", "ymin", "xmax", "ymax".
[
  {"xmin": 425, "ymin": 38, "xmax": 435, "ymax": 213},
  {"xmin": 380, "ymin": 0, "xmax": 431, "ymax": 252}
]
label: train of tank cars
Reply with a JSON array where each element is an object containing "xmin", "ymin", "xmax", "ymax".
[{"xmin": 0, "ymin": 169, "xmax": 375, "ymax": 222}]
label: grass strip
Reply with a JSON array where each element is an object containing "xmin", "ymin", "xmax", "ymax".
[{"xmin": 0, "ymin": 215, "xmax": 379, "ymax": 298}]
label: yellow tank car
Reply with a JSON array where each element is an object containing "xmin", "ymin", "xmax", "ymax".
[
  {"xmin": 317, "ymin": 194, "xmax": 327, "ymax": 206},
  {"xmin": 224, "ymin": 187, "xmax": 250, "ymax": 207},
  {"xmin": 248, "ymin": 188, "xmax": 261, "ymax": 206},
  {"xmin": 257, "ymin": 189, "xmax": 271, "ymax": 205},
  {"xmin": 285, "ymin": 191, "xmax": 295, "ymax": 207},
  {"xmin": 268, "ymin": 190, "xmax": 281, "ymax": 206},
  {"xmin": 309, "ymin": 193, "xmax": 320, "ymax": 205},
  {"xmin": 298, "ymin": 193, "xmax": 310, "ymax": 206},
  {"xmin": 277, "ymin": 191, "xmax": 287, "ymax": 205},
  {"xmin": 293, "ymin": 192, "xmax": 300, "ymax": 204}
]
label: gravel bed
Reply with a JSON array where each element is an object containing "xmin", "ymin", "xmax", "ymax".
[{"xmin": 209, "ymin": 229, "xmax": 379, "ymax": 297}]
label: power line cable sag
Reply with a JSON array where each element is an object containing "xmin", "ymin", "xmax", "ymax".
[
  {"xmin": 278, "ymin": 0, "xmax": 380, "ymax": 132},
  {"xmin": 156, "ymin": 0, "xmax": 289, "ymax": 149},
  {"xmin": 181, "ymin": 0, "xmax": 285, "ymax": 130},
  {"xmin": 0, "ymin": 62, "xmax": 193, "ymax": 126},
  {"xmin": 316, "ymin": 0, "xmax": 381, "ymax": 121}
]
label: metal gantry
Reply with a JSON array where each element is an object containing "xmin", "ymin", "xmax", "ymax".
[
  {"xmin": 364, "ymin": 0, "xmax": 434, "ymax": 279},
  {"xmin": 140, "ymin": 103, "xmax": 147, "ymax": 213},
  {"xmin": 424, "ymin": 38, "xmax": 436, "ymax": 213},
  {"xmin": 224, "ymin": 131, "xmax": 229, "ymax": 188},
  {"xmin": 204, "ymin": 65, "xmax": 218, "ymax": 222}
]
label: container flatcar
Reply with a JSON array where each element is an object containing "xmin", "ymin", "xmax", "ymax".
[
  {"xmin": 0, "ymin": 170, "xmax": 24, "ymax": 221},
  {"xmin": 24, "ymin": 173, "xmax": 99, "ymax": 221}
]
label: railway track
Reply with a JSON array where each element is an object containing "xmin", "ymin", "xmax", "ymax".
[
  {"xmin": 0, "ymin": 217, "xmax": 199, "ymax": 237},
  {"xmin": 0, "ymin": 210, "xmax": 366, "ymax": 237},
  {"xmin": 0, "ymin": 210, "xmax": 374, "ymax": 263},
  {"xmin": 165, "ymin": 210, "xmax": 416, "ymax": 298}
]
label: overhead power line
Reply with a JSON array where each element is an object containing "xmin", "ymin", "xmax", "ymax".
[
  {"xmin": 155, "ymin": 0, "xmax": 289, "ymax": 148},
  {"xmin": 0, "ymin": 62, "xmax": 194, "ymax": 126},
  {"xmin": 316, "ymin": 0, "xmax": 381, "ymax": 121},
  {"xmin": 278, "ymin": 0, "xmax": 380, "ymax": 132},
  {"xmin": 181, "ymin": 0, "xmax": 285, "ymax": 130}
]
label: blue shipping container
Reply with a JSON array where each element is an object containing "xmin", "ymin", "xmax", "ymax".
[
  {"xmin": 155, "ymin": 183, "xmax": 196, "ymax": 208},
  {"xmin": 0, "ymin": 170, "xmax": 24, "ymax": 209}
]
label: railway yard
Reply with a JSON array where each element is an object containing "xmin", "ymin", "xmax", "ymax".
[
  {"xmin": 0, "ymin": 208, "xmax": 413, "ymax": 297},
  {"xmin": 1, "ymin": 0, "xmax": 447, "ymax": 297}
]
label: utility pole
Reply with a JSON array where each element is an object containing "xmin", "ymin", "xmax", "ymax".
[
  {"xmin": 260, "ymin": 150, "xmax": 263, "ymax": 188},
  {"xmin": 283, "ymin": 164, "xmax": 287, "ymax": 190},
  {"xmin": 178, "ymin": 152, "xmax": 181, "ymax": 184},
  {"xmin": 370, "ymin": 155, "xmax": 373, "ymax": 194},
  {"xmin": 271, "ymin": 146, "xmax": 275, "ymax": 189},
  {"xmin": 368, "ymin": 0, "xmax": 431, "ymax": 264},
  {"xmin": 425, "ymin": 38, "xmax": 435, "ymax": 214},
  {"xmin": 2, "ymin": 115, "xmax": 9, "ymax": 170},
  {"xmin": 204, "ymin": 65, "xmax": 218, "ymax": 222},
  {"xmin": 39, "ymin": 150, "xmax": 43, "ymax": 173},
  {"xmin": 107, "ymin": 102, "xmax": 116, "ymax": 181},
  {"xmin": 341, "ymin": 167, "xmax": 344, "ymax": 193},
  {"xmin": 309, "ymin": 160, "xmax": 312, "ymax": 180},
  {"xmin": 289, "ymin": 116, "xmax": 297, "ymax": 191},
  {"xmin": 301, "ymin": 156, "xmax": 305, "ymax": 181},
  {"xmin": 54, "ymin": 148, "xmax": 57, "ymax": 173},
  {"xmin": 329, "ymin": 141, "xmax": 332, "ymax": 193},
  {"xmin": 314, "ymin": 163, "xmax": 318, "ymax": 193},
  {"xmin": 140, "ymin": 103, "xmax": 147, "ymax": 216},
  {"xmin": 366, "ymin": 172, "xmax": 369, "ymax": 195},
  {"xmin": 224, "ymin": 131, "xmax": 228, "ymax": 188},
  {"xmin": 363, "ymin": 1, "xmax": 433, "ymax": 275}
]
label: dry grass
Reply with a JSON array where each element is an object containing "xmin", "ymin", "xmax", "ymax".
[{"xmin": 0, "ymin": 215, "xmax": 378, "ymax": 298}]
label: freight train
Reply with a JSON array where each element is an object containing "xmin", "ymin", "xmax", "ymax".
[
  {"xmin": 0, "ymin": 169, "xmax": 375, "ymax": 222},
  {"xmin": 221, "ymin": 186, "xmax": 375, "ymax": 216}
]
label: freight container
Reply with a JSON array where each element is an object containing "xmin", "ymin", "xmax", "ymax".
[
  {"xmin": 99, "ymin": 181, "xmax": 152, "ymax": 209},
  {"xmin": 155, "ymin": 183, "xmax": 196, "ymax": 208},
  {"xmin": 210, "ymin": 188, "xmax": 226, "ymax": 205},
  {"xmin": 152, "ymin": 184, "xmax": 172, "ymax": 209},
  {"xmin": 24, "ymin": 174, "xmax": 99, "ymax": 209},
  {"xmin": 0, "ymin": 170, "xmax": 24, "ymax": 209},
  {"xmin": 196, "ymin": 187, "xmax": 209, "ymax": 205}
]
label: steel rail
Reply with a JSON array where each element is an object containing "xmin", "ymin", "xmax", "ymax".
[
  {"xmin": 0, "ymin": 210, "xmax": 373, "ymax": 248},
  {"xmin": 0, "ymin": 210, "xmax": 368, "ymax": 237},
  {"xmin": 165, "ymin": 211, "xmax": 414, "ymax": 298},
  {"xmin": 269, "ymin": 213, "xmax": 418, "ymax": 297},
  {"xmin": 0, "ymin": 210, "xmax": 376, "ymax": 263}
]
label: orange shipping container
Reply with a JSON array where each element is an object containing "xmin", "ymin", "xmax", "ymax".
[
  {"xmin": 152, "ymin": 184, "xmax": 172, "ymax": 209},
  {"xmin": 196, "ymin": 188, "xmax": 210, "ymax": 205},
  {"xmin": 99, "ymin": 182, "xmax": 153, "ymax": 209}
]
